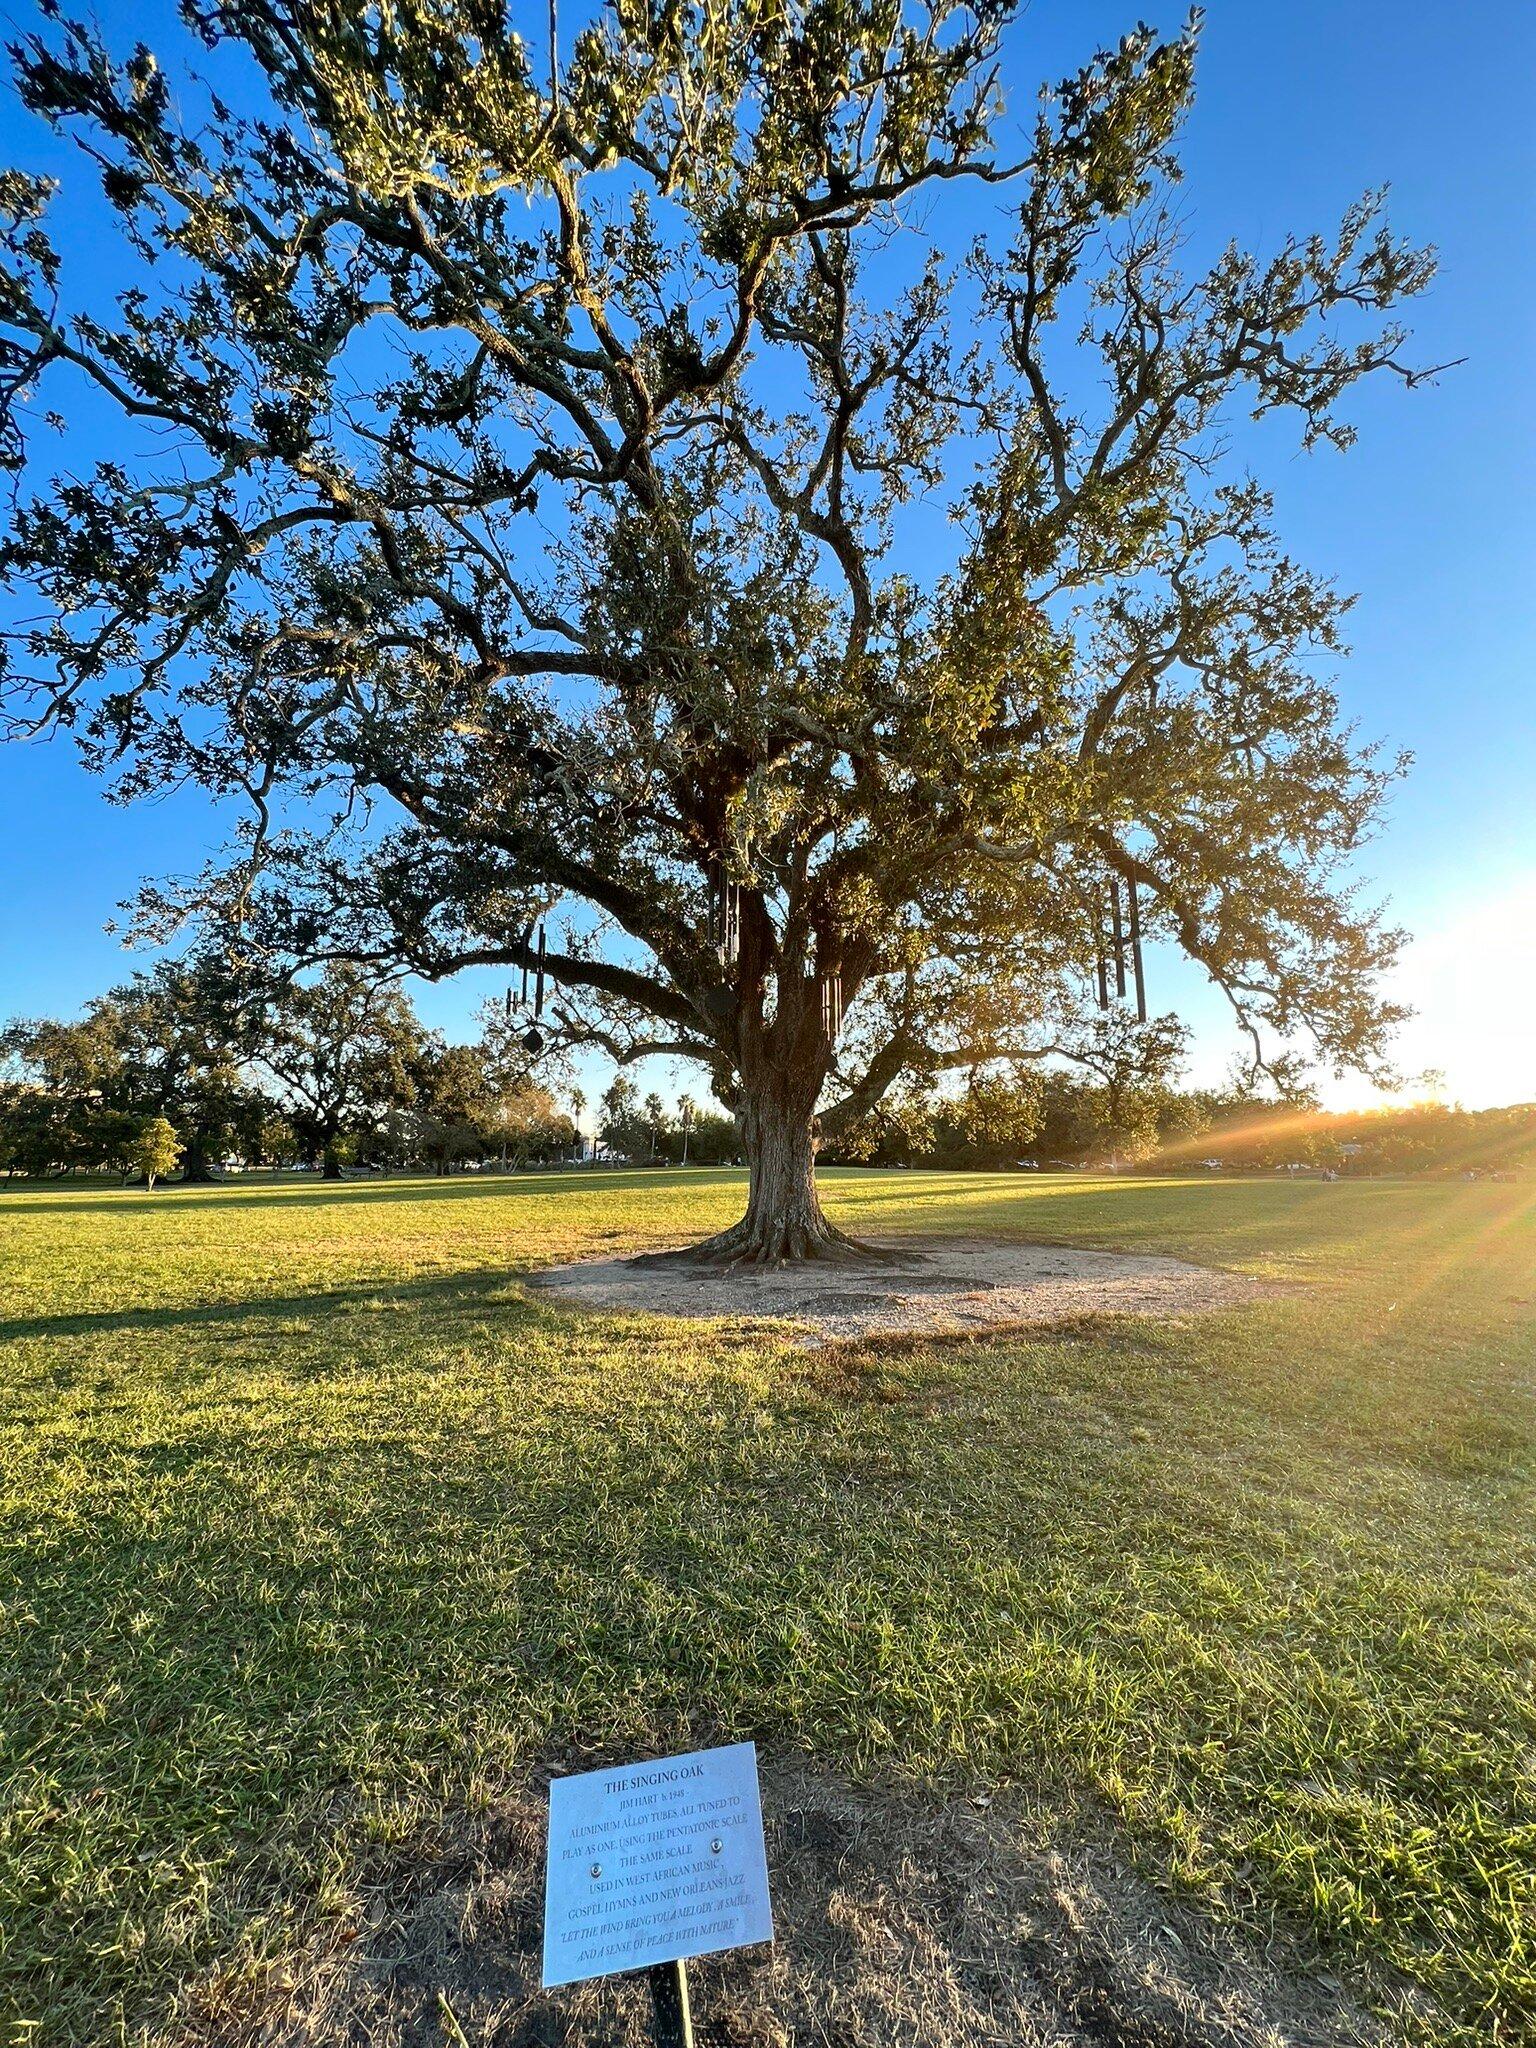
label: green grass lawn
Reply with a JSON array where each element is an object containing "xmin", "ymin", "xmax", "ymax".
[{"xmin": 1, "ymin": 1167, "xmax": 1532, "ymax": 2045}]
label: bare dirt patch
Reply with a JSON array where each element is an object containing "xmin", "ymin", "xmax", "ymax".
[
  {"xmin": 531, "ymin": 1236, "xmax": 1268, "ymax": 1344},
  {"xmin": 189, "ymin": 1758, "xmax": 1401, "ymax": 2048}
]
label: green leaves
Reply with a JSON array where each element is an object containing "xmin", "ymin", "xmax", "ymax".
[{"xmin": 0, "ymin": 1, "xmax": 1437, "ymax": 1138}]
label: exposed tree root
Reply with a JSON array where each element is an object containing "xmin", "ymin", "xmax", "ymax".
[{"xmin": 641, "ymin": 1215, "xmax": 903, "ymax": 1271}]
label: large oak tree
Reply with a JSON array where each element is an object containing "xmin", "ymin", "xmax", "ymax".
[{"xmin": 0, "ymin": 3, "xmax": 1434, "ymax": 1259}]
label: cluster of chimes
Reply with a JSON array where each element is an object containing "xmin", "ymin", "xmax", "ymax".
[
  {"xmin": 505, "ymin": 922, "xmax": 549, "ymax": 1053},
  {"xmin": 1094, "ymin": 878, "xmax": 1148, "ymax": 1023},
  {"xmin": 820, "ymin": 972, "xmax": 844, "ymax": 1042},
  {"xmin": 708, "ymin": 863, "xmax": 846, "ymax": 1046}
]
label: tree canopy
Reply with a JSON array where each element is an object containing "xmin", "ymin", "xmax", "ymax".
[{"xmin": 0, "ymin": 2, "xmax": 1437, "ymax": 1258}]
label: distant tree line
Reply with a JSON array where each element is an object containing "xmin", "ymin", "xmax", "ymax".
[
  {"xmin": 595, "ymin": 1076, "xmax": 742, "ymax": 1168},
  {"xmin": 6, "ymin": 955, "xmax": 1527, "ymax": 1186},
  {"xmin": 1173, "ymin": 1097, "xmax": 1535, "ymax": 1178},
  {"xmin": 596, "ymin": 1050, "xmax": 1533, "ymax": 1179},
  {"xmin": 820, "ymin": 1071, "xmax": 1535, "ymax": 1177},
  {"xmin": 0, "ymin": 959, "xmax": 576, "ymax": 1181}
]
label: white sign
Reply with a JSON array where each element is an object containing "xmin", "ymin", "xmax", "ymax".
[{"xmin": 542, "ymin": 1741, "xmax": 774, "ymax": 1988}]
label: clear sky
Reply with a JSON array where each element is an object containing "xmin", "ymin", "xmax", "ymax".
[{"xmin": 0, "ymin": 0, "xmax": 1531, "ymax": 1114}]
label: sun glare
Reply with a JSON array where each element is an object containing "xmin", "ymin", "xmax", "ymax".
[{"xmin": 1375, "ymin": 875, "xmax": 1536, "ymax": 1110}]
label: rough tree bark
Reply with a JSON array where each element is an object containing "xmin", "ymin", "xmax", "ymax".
[{"xmin": 688, "ymin": 1005, "xmax": 869, "ymax": 1265}]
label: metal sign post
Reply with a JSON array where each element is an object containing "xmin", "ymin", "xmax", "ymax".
[
  {"xmin": 645, "ymin": 1956, "xmax": 742, "ymax": 2048},
  {"xmin": 645, "ymin": 1959, "xmax": 695, "ymax": 2048}
]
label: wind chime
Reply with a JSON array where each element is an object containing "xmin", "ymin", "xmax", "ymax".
[
  {"xmin": 820, "ymin": 970, "xmax": 844, "ymax": 1043},
  {"xmin": 708, "ymin": 860, "xmax": 741, "ymax": 967},
  {"xmin": 1094, "ymin": 877, "xmax": 1148, "ymax": 1024},
  {"xmin": 504, "ymin": 922, "xmax": 549, "ymax": 1053}
]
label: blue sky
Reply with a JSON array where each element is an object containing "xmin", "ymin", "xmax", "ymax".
[{"xmin": 0, "ymin": 0, "xmax": 1532, "ymax": 1114}]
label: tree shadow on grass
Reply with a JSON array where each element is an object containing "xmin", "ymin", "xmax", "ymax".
[
  {"xmin": 0, "ymin": 1167, "xmax": 747, "ymax": 1217},
  {"xmin": 0, "ymin": 1266, "xmax": 565, "ymax": 1347}
]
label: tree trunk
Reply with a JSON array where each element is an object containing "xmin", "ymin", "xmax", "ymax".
[
  {"xmin": 180, "ymin": 1136, "xmax": 220, "ymax": 1184},
  {"xmin": 689, "ymin": 1068, "xmax": 868, "ymax": 1266},
  {"xmin": 321, "ymin": 1141, "xmax": 342, "ymax": 1180}
]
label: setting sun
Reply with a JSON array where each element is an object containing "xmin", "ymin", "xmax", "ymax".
[{"xmin": 1369, "ymin": 873, "xmax": 1536, "ymax": 1109}]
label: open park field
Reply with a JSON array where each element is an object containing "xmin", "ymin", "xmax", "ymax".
[
  {"xmin": 1, "ymin": 1168, "xmax": 1532, "ymax": 2046},
  {"xmin": 3, "ymin": 0, "xmax": 1534, "ymax": 2039}
]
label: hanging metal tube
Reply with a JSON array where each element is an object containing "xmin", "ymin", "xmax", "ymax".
[
  {"xmin": 1095, "ymin": 898, "xmax": 1109, "ymax": 1010},
  {"xmin": 1128, "ymin": 881, "xmax": 1147, "ymax": 1024}
]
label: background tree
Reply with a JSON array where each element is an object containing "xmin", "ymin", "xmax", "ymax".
[
  {"xmin": 5, "ymin": 961, "xmax": 259, "ymax": 1179},
  {"xmin": 955, "ymin": 1070, "xmax": 1043, "ymax": 1167},
  {"xmin": 95, "ymin": 960, "xmax": 261, "ymax": 1182},
  {"xmin": 1062, "ymin": 1011, "xmax": 1191, "ymax": 1165},
  {"xmin": 409, "ymin": 1039, "xmax": 493, "ymax": 1174},
  {"xmin": 0, "ymin": 1081, "xmax": 37, "ymax": 1178},
  {"xmin": 642, "ymin": 1091, "xmax": 669, "ymax": 1162},
  {"xmin": 0, "ymin": 1010, "xmax": 132, "ymax": 1175},
  {"xmin": 599, "ymin": 1073, "xmax": 646, "ymax": 1162},
  {"xmin": 826, "ymin": 1087, "xmax": 939, "ymax": 1168},
  {"xmin": 406, "ymin": 1035, "xmax": 569, "ymax": 1171},
  {"xmin": 475, "ymin": 995, "xmax": 573, "ymax": 1156},
  {"xmin": 674, "ymin": 1092, "xmax": 698, "ymax": 1166},
  {"xmin": 253, "ymin": 964, "xmax": 428, "ymax": 1177},
  {"xmin": 674, "ymin": 1105, "xmax": 743, "ymax": 1168},
  {"xmin": 129, "ymin": 1114, "xmax": 182, "ymax": 1191},
  {"xmin": 0, "ymin": 4, "xmax": 1439, "ymax": 1260},
  {"xmin": 486, "ymin": 1077, "xmax": 573, "ymax": 1169},
  {"xmin": 255, "ymin": 1112, "xmax": 299, "ymax": 1169}
]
